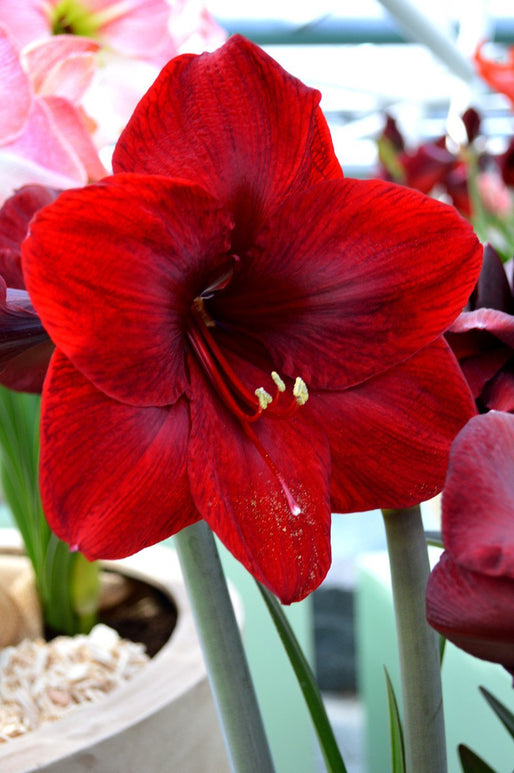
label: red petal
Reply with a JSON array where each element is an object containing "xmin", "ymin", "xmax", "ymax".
[
  {"xmin": 39, "ymin": 350, "xmax": 199, "ymax": 559},
  {"xmin": 186, "ymin": 356, "xmax": 332, "ymax": 603},
  {"xmin": 310, "ymin": 338, "xmax": 476, "ymax": 512},
  {"xmin": 0, "ymin": 184, "xmax": 59, "ymax": 289},
  {"xmin": 474, "ymin": 43, "xmax": 514, "ymax": 106},
  {"xmin": 442, "ymin": 411, "xmax": 514, "ymax": 578},
  {"xmin": 22, "ymin": 174, "xmax": 233, "ymax": 407},
  {"xmin": 216, "ymin": 178, "xmax": 482, "ymax": 390},
  {"xmin": 113, "ymin": 35, "xmax": 342, "ymax": 250},
  {"xmin": 426, "ymin": 551, "xmax": 514, "ymax": 672}
]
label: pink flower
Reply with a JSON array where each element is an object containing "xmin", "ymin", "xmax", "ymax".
[
  {"xmin": 476, "ymin": 171, "xmax": 512, "ymax": 217},
  {"xmin": 0, "ymin": 26, "xmax": 106, "ymax": 202},
  {"xmin": 0, "ymin": 2, "xmax": 226, "ymax": 149},
  {"xmin": 0, "ymin": 0, "xmax": 225, "ymax": 66}
]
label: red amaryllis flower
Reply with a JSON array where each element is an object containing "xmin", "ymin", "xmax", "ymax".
[
  {"xmin": 474, "ymin": 42, "xmax": 514, "ymax": 108},
  {"xmin": 0, "ymin": 185, "xmax": 55, "ymax": 392},
  {"xmin": 446, "ymin": 244, "xmax": 514, "ymax": 412},
  {"xmin": 426, "ymin": 411, "xmax": 514, "ymax": 677},
  {"xmin": 22, "ymin": 36, "xmax": 482, "ymax": 603}
]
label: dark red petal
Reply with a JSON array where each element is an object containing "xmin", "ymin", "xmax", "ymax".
[
  {"xmin": 39, "ymin": 350, "xmax": 199, "ymax": 559},
  {"xmin": 426, "ymin": 551, "xmax": 514, "ymax": 672},
  {"xmin": 310, "ymin": 338, "xmax": 476, "ymax": 512},
  {"xmin": 0, "ymin": 283, "xmax": 52, "ymax": 392},
  {"xmin": 483, "ymin": 369, "xmax": 514, "ymax": 411},
  {"xmin": 113, "ymin": 35, "xmax": 342, "ymax": 251},
  {"xmin": 472, "ymin": 243, "xmax": 514, "ymax": 313},
  {"xmin": 449, "ymin": 308, "xmax": 514, "ymax": 349},
  {"xmin": 442, "ymin": 411, "xmax": 514, "ymax": 578},
  {"xmin": 22, "ymin": 174, "xmax": 233, "ymax": 407},
  {"xmin": 455, "ymin": 343, "xmax": 512, "ymax": 400},
  {"xmin": 216, "ymin": 178, "xmax": 482, "ymax": 391},
  {"xmin": 186, "ymin": 355, "xmax": 332, "ymax": 604},
  {"xmin": 0, "ymin": 184, "xmax": 59, "ymax": 289},
  {"xmin": 402, "ymin": 141, "xmax": 456, "ymax": 194}
]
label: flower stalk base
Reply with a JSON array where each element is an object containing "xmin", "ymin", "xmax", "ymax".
[
  {"xmin": 382, "ymin": 505, "xmax": 447, "ymax": 773},
  {"xmin": 174, "ymin": 520, "xmax": 275, "ymax": 772}
]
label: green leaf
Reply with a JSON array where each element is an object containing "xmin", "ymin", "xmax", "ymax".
[
  {"xmin": 384, "ymin": 666, "xmax": 405, "ymax": 773},
  {"xmin": 439, "ymin": 635, "xmax": 447, "ymax": 666},
  {"xmin": 0, "ymin": 385, "xmax": 99, "ymax": 635},
  {"xmin": 458, "ymin": 744, "xmax": 497, "ymax": 773},
  {"xmin": 257, "ymin": 582, "xmax": 348, "ymax": 773},
  {"xmin": 479, "ymin": 686, "xmax": 514, "ymax": 740}
]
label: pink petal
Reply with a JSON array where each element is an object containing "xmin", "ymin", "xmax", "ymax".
[
  {"xmin": 23, "ymin": 35, "xmax": 99, "ymax": 102},
  {"xmin": 0, "ymin": 2, "xmax": 48, "ymax": 49},
  {"xmin": 170, "ymin": 1, "xmax": 227, "ymax": 55},
  {"xmin": 113, "ymin": 35, "xmax": 342, "ymax": 250},
  {"xmin": 39, "ymin": 350, "xmax": 199, "ymax": 558},
  {"xmin": 94, "ymin": 0, "xmax": 177, "ymax": 64},
  {"xmin": 4, "ymin": 99, "xmax": 86, "ymax": 182},
  {"xmin": 42, "ymin": 95, "xmax": 107, "ymax": 180},
  {"xmin": 311, "ymin": 338, "xmax": 476, "ymax": 512},
  {"xmin": 22, "ymin": 174, "xmax": 234, "ymax": 407},
  {"xmin": 187, "ymin": 355, "xmax": 332, "ymax": 603},
  {"xmin": 217, "ymin": 178, "xmax": 482, "ymax": 390},
  {"xmin": 442, "ymin": 411, "xmax": 514, "ymax": 578},
  {"xmin": 426, "ymin": 551, "xmax": 514, "ymax": 673},
  {"xmin": 0, "ymin": 26, "xmax": 32, "ymax": 143}
]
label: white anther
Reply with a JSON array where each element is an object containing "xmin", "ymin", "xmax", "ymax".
[
  {"xmin": 271, "ymin": 371, "xmax": 286, "ymax": 392},
  {"xmin": 255, "ymin": 387, "xmax": 273, "ymax": 410},
  {"xmin": 293, "ymin": 377, "xmax": 309, "ymax": 406}
]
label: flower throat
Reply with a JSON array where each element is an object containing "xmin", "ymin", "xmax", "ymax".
[{"xmin": 187, "ymin": 297, "xmax": 308, "ymax": 516}]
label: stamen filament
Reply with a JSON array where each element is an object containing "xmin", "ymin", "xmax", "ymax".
[{"xmin": 187, "ymin": 320, "xmax": 262, "ymax": 424}]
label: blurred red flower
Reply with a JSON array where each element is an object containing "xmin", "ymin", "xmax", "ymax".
[
  {"xmin": 474, "ymin": 42, "xmax": 514, "ymax": 108},
  {"xmin": 446, "ymin": 244, "xmax": 514, "ymax": 412},
  {"xmin": 426, "ymin": 411, "xmax": 514, "ymax": 677}
]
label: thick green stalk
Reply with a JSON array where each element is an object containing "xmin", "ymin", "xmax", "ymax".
[
  {"xmin": 382, "ymin": 506, "xmax": 447, "ymax": 773},
  {"xmin": 174, "ymin": 521, "xmax": 275, "ymax": 773}
]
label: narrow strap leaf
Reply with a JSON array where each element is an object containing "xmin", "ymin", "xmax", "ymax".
[
  {"xmin": 479, "ymin": 686, "xmax": 514, "ymax": 740},
  {"xmin": 257, "ymin": 582, "xmax": 348, "ymax": 773},
  {"xmin": 384, "ymin": 666, "xmax": 406, "ymax": 773},
  {"xmin": 458, "ymin": 744, "xmax": 498, "ymax": 773}
]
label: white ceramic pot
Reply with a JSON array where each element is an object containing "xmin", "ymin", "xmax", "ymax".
[{"xmin": 0, "ymin": 530, "xmax": 232, "ymax": 773}]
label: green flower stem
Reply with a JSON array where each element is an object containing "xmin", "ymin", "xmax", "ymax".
[
  {"xmin": 174, "ymin": 521, "xmax": 275, "ymax": 773},
  {"xmin": 382, "ymin": 506, "xmax": 447, "ymax": 773}
]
